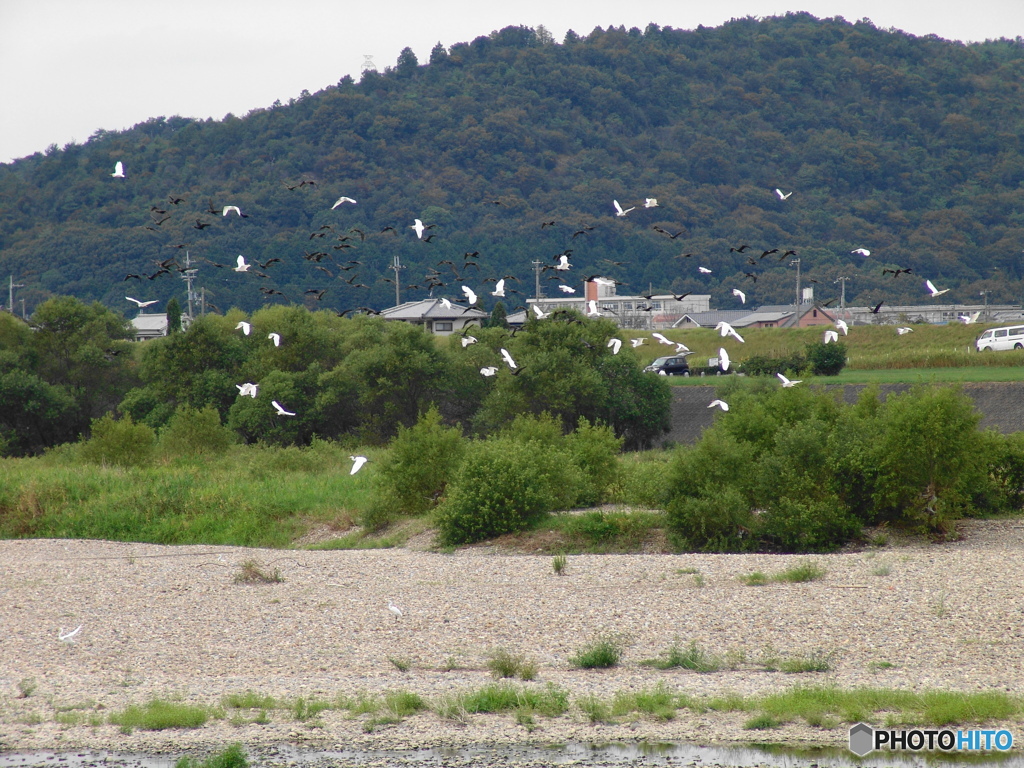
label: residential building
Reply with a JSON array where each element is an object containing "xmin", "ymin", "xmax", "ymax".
[{"xmin": 380, "ymin": 298, "xmax": 488, "ymax": 335}]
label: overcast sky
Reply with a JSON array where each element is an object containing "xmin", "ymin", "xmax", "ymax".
[{"xmin": 2, "ymin": 0, "xmax": 1022, "ymax": 164}]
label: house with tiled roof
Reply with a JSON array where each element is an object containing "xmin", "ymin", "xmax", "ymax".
[{"xmin": 380, "ymin": 298, "xmax": 488, "ymax": 335}]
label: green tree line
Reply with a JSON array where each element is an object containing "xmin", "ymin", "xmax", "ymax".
[{"xmin": 0, "ymin": 296, "xmax": 669, "ymax": 456}]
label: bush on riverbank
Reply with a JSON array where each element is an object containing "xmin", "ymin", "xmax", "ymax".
[{"xmin": 665, "ymin": 380, "xmax": 1024, "ymax": 552}]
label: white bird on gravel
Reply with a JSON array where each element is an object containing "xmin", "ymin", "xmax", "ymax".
[
  {"xmin": 388, "ymin": 601, "xmax": 403, "ymax": 620},
  {"xmin": 271, "ymin": 400, "xmax": 296, "ymax": 417},
  {"xmin": 350, "ymin": 456, "xmax": 368, "ymax": 475},
  {"xmin": 59, "ymin": 625, "xmax": 83, "ymax": 645},
  {"xmin": 719, "ymin": 347, "xmax": 731, "ymax": 371},
  {"xmin": 708, "ymin": 399, "xmax": 729, "ymax": 411},
  {"xmin": 607, "ymin": 338, "xmax": 622, "ymax": 354},
  {"xmin": 777, "ymin": 373, "xmax": 802, "ymax": 388}
]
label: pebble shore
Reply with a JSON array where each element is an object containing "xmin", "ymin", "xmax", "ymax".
[{"xmin": 2, "ymin": 520, "xmax": 1023, "ymax": 758}]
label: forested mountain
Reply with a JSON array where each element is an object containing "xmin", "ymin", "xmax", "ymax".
[{"xmin": 2, "ymin": 14, "xmax": 1024, "ymax": 317}]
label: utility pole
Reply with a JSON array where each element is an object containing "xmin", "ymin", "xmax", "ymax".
[
  {"xmin": 835, "ymin": 276, "xmax": 850, "ymax": 319},
  {"xmin": 181, "ymin": 252, "xmax": 198, "ymax": 321},
  {"xmin": 8, "ymin": 275, "xmax": 24, "ymax": 314},
  {"xmin": 532, "ymin": 260, "xmax": 545, "ymax": 299},
  {"xmin": 390, "ymin": 255, "xmax": 404, "ymax": 306},
  {"xmin": 790, "ymin": 258, "xmax": 801, "ymax": 315},
  {"xmin": 980, "ymin": 290, "xmax": 990, "ymax": 320}
]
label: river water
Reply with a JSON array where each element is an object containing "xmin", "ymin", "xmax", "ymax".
[{"xmin": 2, "ymin": 741, "xmax": 1023, "ymax": 768}]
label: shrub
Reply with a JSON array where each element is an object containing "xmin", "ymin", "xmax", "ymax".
[
  {"xmin": 754, "ymin": 497, "xmax": 861, "ymax": 553},
  {"xmin": 870, "ymin": 386, "xmax": 985, "ymax": 531},
  {"xmin": 159, "ymin": 405, "xmax": 235, "ymax": 458},
  {"xmin": 567, "ymin": 417, "xmax": 622, "ymax": 505},
  {"xmin": 365, "ymin": 406, "xmax": 466, "ymax": 528},
  {"xmin": 611, "ymin": 452, "xmax": 673, "ymax": 508},
  {"xmin": 175, "ymin": 744, "xmax": 248, "ymax": 768},
  {"xmin": 667, "ymin": 488, "xmax": 754, "ymax": 553},
  {"xmin": 485, "ymin": 648, "xmax": 537, "ymax": 680},
  {"xmin": 435, "ymin": 440, "xmax": 552, "ymax": 545},
  {"xmin": 570, "ymin": 635, "xmax": 623, "ymax": 669},
  {"xmin": 741, "ymin": 353, "xmax": 806, "ymax": 377},
  {"xmin": 109, "ymin": 699, "xmax": 209, "ymax": 732},
  {"xmin": 80, "ymin": 414, "xmax": 156, "ymax": 468},
  {"xmin": 805, "ymin": 341, "xmax": 847, "ymax": 376}
]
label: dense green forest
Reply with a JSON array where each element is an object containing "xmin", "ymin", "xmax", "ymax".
[{"xmin": 1, "ymin": 14, "xmax": 1023, "ymax": 318}]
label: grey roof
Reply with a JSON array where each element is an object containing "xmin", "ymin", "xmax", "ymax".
[
  {"xmin": 380, "ymin": 299, "xmax": 488, "ymax": 321},
  {"xmin": 506, "ymin": 310, "xmax": 528, "ymax": 325},
  {"xmin": 674, "ymin": 310, "xmax": 751, "ymax": 327},
  {"xmin": 734, "ymin": 311, "xmax": 793, "ymax": 326},
  {"xmin": 131, "ymin": 313, "xmax": 168, "ymax": 333}
]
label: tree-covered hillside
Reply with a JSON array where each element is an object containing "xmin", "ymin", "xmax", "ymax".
[{"xmin": 2, "ymin": 14, "xmax": 1023, "ymax": 317}]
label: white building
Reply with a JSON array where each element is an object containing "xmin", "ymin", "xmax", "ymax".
[{"xmin": 527, "ymin": 281, "xmax": 710, "ymax": 329}]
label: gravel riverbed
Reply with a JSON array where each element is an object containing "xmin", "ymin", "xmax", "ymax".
[{"xmin": 1, "ymin": 520, "xmax": 1023, "ymax": 758}]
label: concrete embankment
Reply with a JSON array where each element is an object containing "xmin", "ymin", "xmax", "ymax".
[{"xmin": 665, "ymin": 379, "xmax": 1024, "ymax": 446}]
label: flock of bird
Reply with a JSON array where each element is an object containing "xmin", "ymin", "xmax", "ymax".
[{"xmin": 110, "ymin": 161, "xmax": 961, "ymax": 434}]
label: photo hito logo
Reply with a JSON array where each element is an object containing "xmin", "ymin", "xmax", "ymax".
[{"xmin": 849, "ymin": 722, "xmax": 1014, "ymax": 756}]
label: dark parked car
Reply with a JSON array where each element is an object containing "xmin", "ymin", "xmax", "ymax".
[{"xmin": 644, "ymin": 354, "xmax": 691, "ymax": 376}]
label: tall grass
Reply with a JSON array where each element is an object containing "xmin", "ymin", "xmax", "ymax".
[{"xmin": 0, "ymin": 442, "xmax": 377, "ymax": 547}]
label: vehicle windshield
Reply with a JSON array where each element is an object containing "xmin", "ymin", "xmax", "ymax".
[{"xmin": 652, "ymin": 357, "xmax": 671, "ymax": 366}]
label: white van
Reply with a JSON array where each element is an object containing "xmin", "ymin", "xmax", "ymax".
[{"xmin": 976, "ymin": 325, "xmax": 1024, "ymax": 352}]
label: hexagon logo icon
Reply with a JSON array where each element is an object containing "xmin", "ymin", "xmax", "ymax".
[{"xmin": 849, "ymin": 722, "xmax": 874, "ymax": 756}]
